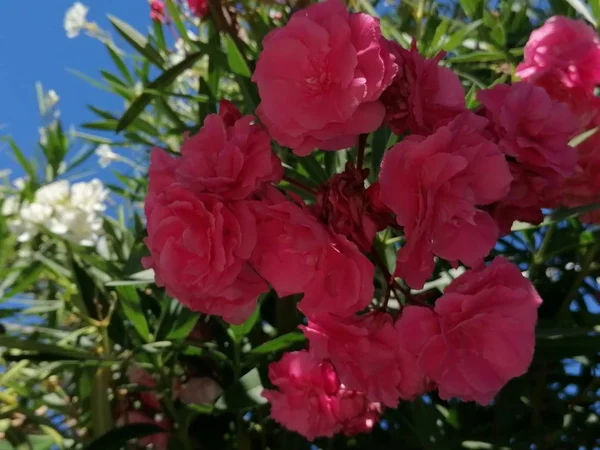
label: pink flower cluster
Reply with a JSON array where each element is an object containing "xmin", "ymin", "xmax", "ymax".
[
  {"xmin": 143, "ymin": 98, "xmax": 376, "ymax": 324},
  {"xmin": 515, "ymin": 16, "xmax": 600, "ymax": 223},
  {"xmin": 141, "ymin": 0, "xmax": 592, "ymax": 441}
]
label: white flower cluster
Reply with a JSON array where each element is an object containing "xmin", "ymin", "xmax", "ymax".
[
  {"xmin": 64, "ymin": 2, "xmax": 89, "ymax": 38},
  {"xmin": 3, "ymin": 179, "xmax": 109, "ymax": 247}
]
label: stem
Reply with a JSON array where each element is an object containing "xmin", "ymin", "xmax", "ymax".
[
  {"xmin": 529, "ymin": 224, "xmax": 556, "ymax": 281},
  {"xmin": 559, "ymin": 240, "xmax": 600, "ymax": 320},
  {"xmin": 415, "ymin": 0, "xmax": 427, "ymax": 38},
  {"xmin": 370, "ymin": 248, "xmax": 424, "ymax": 308},
  {"xmin": 356, "ymin": 134, "xmax": 367, "ymax": 171},
  {"xmin": 282, "ymin": 175, "xmax": 317, "ymax": 195}
]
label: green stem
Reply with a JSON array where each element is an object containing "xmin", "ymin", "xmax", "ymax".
[
  {"xmin": 529, "ymin": 224, "xmax": 556, "ymax": 281},
  {"xmin": 559, "ymin": 241, "xmax": 600, "ymax": 321}
]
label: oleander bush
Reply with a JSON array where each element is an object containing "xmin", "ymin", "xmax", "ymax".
[{"xmin": 1, "ymin": 0, "xmax": 599, "ymax": 449}]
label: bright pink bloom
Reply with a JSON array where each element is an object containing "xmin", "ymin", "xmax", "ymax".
[
  {"xmin": 313, "ymin": 163, "xmax": 393, "ymax": 251},
  {"xmin": 516, "ymin": 16, "xmax": 600, "ymax": 93},
  {"xmin": 380, "ymin": 41, "xmax": 466, "ymax": 136},
  {"xmin": 262, "ymin": 351, "xmax": 381, "ymax": 440},
  {"xmin": 116, "ymin": 411, "xmax": 171, "ymax": 449},
  {"xmin": 251, "ymin": 187, "xmax": 374, "ymax": 316},
  {"xmin": 299, "ymin": 233, "xmax": 374, "ymax": 317},
  {"xmin": 303, "ymin": 312, "xmax": 425, "ymax": 407},
  {"xmin": 143, "ymin": 162, "xmax": 267, "ymax": 323},
  {"xmin": 478, "ymin": 83, "xmax": 578, "ymax": 180},
  {"xmin": 218, "ymin": 99, "xmax": 242, "ymax": 127},
  {"xmin": 525, "ymin": 72, "xmax": 600, "ymax": 130},
  {"xmin": 252, "ymin": 0, "xmax": 397, "ymax": 156},
  {"xmin": 150, "ymin": 0, "xmax": 166, "ymax": 22},
  {"xmin": 396, "ymin": 257, "xmax": 542, "ymax": 405},
  {"xmin": 176, "ymin": 113, "xmax": 282, "ymax": 200},
  {"xmin": 379, "ymin": 113, "xmax": 512, "ymax": 288},
  {"xmin": 478, "ymin": 83, "xmax": 578, "ymax": 231},
  {"xmin": 250, "ymin": 187, "xmax": 331, "ymax": 298},
  {"xmin": 178, "ymin": 377, "xmax": 223, "ymax": 405},
  {"xmin": 546, "ymin": 131, "xmax": 600, "ymax": 223},
  {"xmin": 188, "ymin": 0, "xmax": 209, "ymax": 18}
]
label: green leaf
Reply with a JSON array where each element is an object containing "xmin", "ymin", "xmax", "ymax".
[
  {"xmin": 107, "ymin": 15, "xmax": 164, "ymax": 68},
  {"xmin": 536, "ymin": 332, "xmax": 600, "ymax": 358},
  {"xmin": 565, "ymin": 0, "xmax": 597, "ymax": 26},
  {"xmin": 458, "ymin": 0, "xmax": 482, "ymax": 18},
  {"xmin": 115, "ymin": 286, "xmax": 151, "ymax": 341},
  {"xmin": 82, "ymin": 424, "xmax": 166, "ymax": 450},
  {"xmin": 549, "ymin": 201, "xmax": 600, "ymax": 222},
  {"xmin": 152, "ymin": 21, "xmax": 167, "ymax": 53},
  {"xmin": 91, "ymin": 367, "xmax": 113, "ymax": 438},
  {"xmin": 0, "ymin": 337, "xmax": 102, "ymax": 361},
  {"xmin": 116, "ymin": 51, "xmax": 204, "ymax": 132},
  {"xmin": 591, "ymin": 0, "xmax": 600, "ymax": 25},
  {"xmin": 2, "ymin": 262, "xmax": 44, "ymax": 299},
  {"xmin": 465, "ymin": 83, "xmax": 479, "ymax": 109},
  {"xmin": 371, "ymin": 126, "xmax": 391, "ymax": 175},
  {"xmin": 224, "ymin": 34, "xmax": 252, "ymax": 77},
  {"xmin": 229, "ymin": 306, "xmax": 260, "ymax": 342},
  {"xmin": 215, "ymin": 368, "xmax": 266, "ymax": 411},
  {"xmin": 165, "ymin": 308, "xmax": 200, "ymax": 341},
  {"xmin": 299, "ymin": 155, "xmax": 328, "ymax": 184},
  {"xmin": 447, "ymin": 50, "xmax": 505, "ymax": 63},
  {"xmin": 1, "ymin": 137, "xmax": 37, "ymax": 182},
  {"xmin": 249, "ymin": 332, "xmax": 306, "ymax": 356},
  {"xmin": 165, "ymin": 0, "xmax": 192, "ymax": 47},
  {"xmin": 443, "ymin": 20, "xmax": 483, "ymax": 52}
]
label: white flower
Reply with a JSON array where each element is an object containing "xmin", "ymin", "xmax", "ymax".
[
  {"xmin": 46, "ymin": 90, "xmax": 60, "ymax": 109},
  {"xmin": 39, "ymin": 127, "xmax": 48, "ymax": 145},
  {"xmin": 13, "ymin": 177, "xmax": 27, "ymax": 191},
  {"xmin": 70, "ymin": 179, "xmax": 108, "ymax": 213},
  {"xmin": 1, "ymin": 196, "xmax": 20, "ymax": 216},
  {"xmin": 5, "ymin": 178, "xmax": 108, "ymax": 247},
  {"xmin": 64, "ymin": 2, "xmax": 89, "ymax": 38},
  {"xmin": 35, "ymin": 180, "xmax": 70, "ymax": 205},
  {"xmin": 95, "ymin": 144, "xmax": 121, "ymax": 168}
]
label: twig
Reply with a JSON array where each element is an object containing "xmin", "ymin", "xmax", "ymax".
[
  {"xmin": 356, "ymin": 134, "xmax": 367, "ymax": 171},
  {"xmin": 282, "ymin": 175, "xmax": 317, "ymax": 195},
  {"xmin": 370, "ymin": 247, "xmax": 429, "ymax": 308}
]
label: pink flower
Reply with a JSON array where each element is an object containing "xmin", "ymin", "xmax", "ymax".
[
  {"xmin": 178, "ymin": 377, "xmax": 223, "ymax": 405},
  {"xmin": 516, "ymin": 16, "xmax": 600, "ymax": 93},
  {"xmin": 143, "ymin": 170, "xmax": 267, "ymax": 324},
  {"xmin": 396, "ymin": 257, "xmax": 542, "ymax": 405},
  {"xmin": 127, "ymin": 366, "xmax": 162, "ymax": 411},
  {"xmin": 302, "ymin": 312, "xmax": 425, "ymax": 407},
  {"xmin": 299, "ymin": 233, "xmax": 374, "ymax": 317},
  {"xmin": 524, "ymin": 72, "xmax": 600, "ymax": 130},
  {"xmin": 478, "ymin": 83, "xmax": 578, "ymax": 231},
  {"xmin": 251, "ymin": 187, "xmax": 374, "ymax": 316},
  {"xmin": 262, "ymin": 351, "xmax": 381, "ymax": 440},
  {"xmin": 116, "ymin": 411, "xmax": 171, "ymax": 449},
  {"xmin": 252, "ymin": 0, "xmax": 397, "ymax": 156},
  {"xmin": 188, "ymin": 0, "xmax": 209, "ymax": 18},
  {"xmin": 218, "ymin": 99, "xmax": 242, "ymax": 127},
  {"xmin": 545, "ymin": 132, "xmax": 600, "ymax": 223},
  {"xmin": 379, "ymin": 113, "xmax": 512, "ymax": 288},
  {"xmin": 380, "ymin": 41, "xmax": 466, "ymax": 136},
  {"xmin": 478, "ymin": 83, "xmax": 578, "ymax": 179},
  {"xmin": 313, "ymin": 163, "xmax": 393, "ymax": 251},
  {"xmin": 176, "ymin": 113, "xmax": 282, "ymax": 200},
  {"xmin": 150, "ymin": 0, "xmax": 166, "ymax": 22},
  {"xmin": 250, "ymin": 187, "xmax": 331, "ymax": 298}
]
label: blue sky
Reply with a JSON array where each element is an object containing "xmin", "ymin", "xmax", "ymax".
[{"xmin": 0, "ymin": 1, "xmax": 149, "ymax": 177}]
